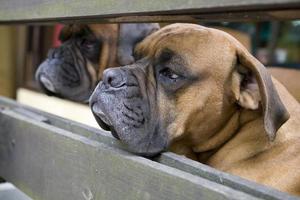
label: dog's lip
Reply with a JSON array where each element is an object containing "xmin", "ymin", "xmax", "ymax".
[
  {"xmin": 110, "ymin": 127, "xmax": 120, "ymax": 140},
  {"xmin": 91, "ymin": 103, "xmax": 111, "ymax": 126},
  {"xmin": 91, "ymin": 103, "xmax": 120, "ymax": 140}
]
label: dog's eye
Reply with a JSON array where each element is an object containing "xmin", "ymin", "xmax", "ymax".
[
  {"xmin": 159, "ymin": 68, "xmax": 180, "ymax": 80},
  {"xmin": 81, "ymin": 39, "xmax": 95, "ymax": 49}
]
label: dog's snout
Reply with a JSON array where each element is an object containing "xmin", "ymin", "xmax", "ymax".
[{"xmin": 103, "ymin": 68, "xmax": 126, "ymax": 88}]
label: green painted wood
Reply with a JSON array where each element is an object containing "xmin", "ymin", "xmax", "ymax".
[
  {"xmin": 0, "ymin": 97, "xmax": 298, "ymax": 200},
  {"xmin": 0, "ymin": 0, "xmax": 299, "ymax": 23},
  {"xmin": 0, "ymin": 107, "xmax": 261, "ymax": 200}
]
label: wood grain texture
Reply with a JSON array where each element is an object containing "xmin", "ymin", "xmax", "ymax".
[
  {"xmin": 0, "ymin": 0, "xmax": 299, "ymax": 23},
  {"xmin": 0, "ymin": 97, "xmax": 298, "ymax": 200},
  {"xmin": 0, "ymin": 106, "xmax": 261, "ymax": 200}
]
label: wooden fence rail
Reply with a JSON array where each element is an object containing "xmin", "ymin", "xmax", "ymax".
[
  {"xmin": 0, "ymin": 97, "xmax": 298, "ymax": 200},
  {"xmin": 0, "ymin": 0, "xmax": 299, "ymax": 24}
]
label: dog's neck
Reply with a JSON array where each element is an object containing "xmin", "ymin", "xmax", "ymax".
[
  {"xmin": 169, "ymin": 109, "xmax": 241, "ymax": 161},
  {"xmin": 193, "ymin": 111, "xmax": 240, "ymax": 152},
  {"xmin": 203, "ymin": 108, "xmax": 271, "ymax": 169},
  {"xmin": 193, "ymin": 108, "xmax": 266, "ymax": 163},
  {"xmin": 169, "ymin": 107, "xmax": 269, "ymax": 164},
  {"xmin": 191, "ymin": 110, "xmax": 241, "ymax": 162}
]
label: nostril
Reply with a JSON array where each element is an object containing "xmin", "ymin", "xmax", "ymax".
[
  {"xmin": 47, "ymin": 48, "xmax": 58, "ymax": 59},
  {"xmin": 48, "ymin": 48, "xmax": 63, "ymax": 59},
  {"xmin": 103, "ymin": 69, "xmax": 125, "ymax": 88},
  {"xmin": 47, "ymin": 49, "xmax": 53, "ymax": 58},
  {"xmin": 107, "ymin": 77, "xmax": 113, "ymax": 86},
  {"xmin": 53, "ymin": 50, "xmax": 61, "ymax": 58}
]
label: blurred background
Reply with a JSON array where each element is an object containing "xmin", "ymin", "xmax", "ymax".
[{"xmin": 0, "ymin": 21, "xmax": 299, "ymax": 127}]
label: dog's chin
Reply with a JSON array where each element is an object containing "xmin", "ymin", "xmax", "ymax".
[
  {"xmin": 90, "ymin": 92, "xmax": 167, "ymax": 157},
  {"xmin": 130, "ymin": 145, "xmax": 165, "ymax": 158},
  {"xmin": 91, "ymin": 105, "xmax": 120, "ymax": 139},
  {"xmin": 92, "ymin": 109, "xmax": 165, "ymax": 157}
]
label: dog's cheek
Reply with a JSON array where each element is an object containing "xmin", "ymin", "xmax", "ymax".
[{"xmin": 156, "ymin": 88, "xmax": 178, "ymax": 141}]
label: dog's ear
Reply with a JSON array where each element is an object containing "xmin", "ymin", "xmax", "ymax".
[
  {"xmin": 117, "ymin": 23, "xmax": 160, "ymax": 65},
  {"xmin": 233, "ymin": 47, "xmax": 289, "ymax": 140}
]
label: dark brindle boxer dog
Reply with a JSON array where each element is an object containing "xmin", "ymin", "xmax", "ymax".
[
  {"xmin": 90, "ymin": 23, "xmax": 300, "ymax": 195},
  {"xmin": 35, "ymin": 23, "xmax": 159, "ymax": 102}
]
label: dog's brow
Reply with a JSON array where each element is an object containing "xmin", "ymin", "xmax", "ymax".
[{"xmin": 158, "ymin": 49, "xmax": 174, "ymax": 63}]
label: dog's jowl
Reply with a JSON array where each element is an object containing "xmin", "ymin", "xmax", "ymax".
[{"xmin": 90, "ymin": 23, "xmax": 300, "ymax": 196}]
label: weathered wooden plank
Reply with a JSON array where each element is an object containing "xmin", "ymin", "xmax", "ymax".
[
  {"xmin": 156, "ymin": 153, "xmax": 300, "ymax": 200},
  {"xmin": 0, "ymin": 183, "xmax": 32, "ymax": 200},
  {"xmin": 0, "ymin": 0, "xmax": 299, "ymax": 24},
  {"xmin": 0, "ymin": 107, "xmax": 261, "ymax": 200},
  {"xmin": 0, "ymin": 97, "xmax": 298, "ymax": 200},
  {"xmin": 0, "ymin": 97, "xmax": 117, "ymax": 145}
]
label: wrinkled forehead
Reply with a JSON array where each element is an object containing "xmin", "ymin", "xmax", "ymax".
[
  {"xmin": 136, "ymin": 24, "xmax": 206, "ymax": 56},
  {"xmin": 135, "ymin": 24, "xmax": 237, "ymax": 71}
]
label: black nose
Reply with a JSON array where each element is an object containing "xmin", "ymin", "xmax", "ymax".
[{"xmin": 102, "ymin": 68, "xmax": 126, "ymax": 88}]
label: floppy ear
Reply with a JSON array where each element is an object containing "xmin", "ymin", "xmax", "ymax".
[
  {"xmin": 117, "ymin": 23, "xmax": 160, "ymax": 65},
  {"xmin": 234, "ymin": 47, "xmax": 289, "ymax": 141}
]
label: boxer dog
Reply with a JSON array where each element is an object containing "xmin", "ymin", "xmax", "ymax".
[
  {"xmin": 90, "ymin": 23, "xmax": 300, "ymax": 195},
  {"xmin": 35, "ymin": 23, "xmax": 159, "ymax": 102}
]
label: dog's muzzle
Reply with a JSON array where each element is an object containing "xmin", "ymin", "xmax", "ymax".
[
  {"xmin": 90, "ymin": 68, "xmax": 127, "ymax": 139},
  {"xmin": 90, "ymin": 65, "xmax": 168, "ymax": 157}
]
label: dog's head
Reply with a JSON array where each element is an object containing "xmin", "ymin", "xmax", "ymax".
[
  {"xmin": 90, "ymin": 23, "xmax": 289, "ymax": 156},
  {"xmin": 35, "ymin": 24, "xmax": 107, "ymax": 102},
  {"xmin": 35, "ymin": 23, "xmax": 159, "ymax": 102}
]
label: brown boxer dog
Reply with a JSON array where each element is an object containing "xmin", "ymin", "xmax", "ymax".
[
  {"xmin": 35, "ymin": 23, "xmax": 159, "ymax": 102},
  {"xmin": 90, "ymin": 23, "xmax": 300, "ymax": 195}
]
